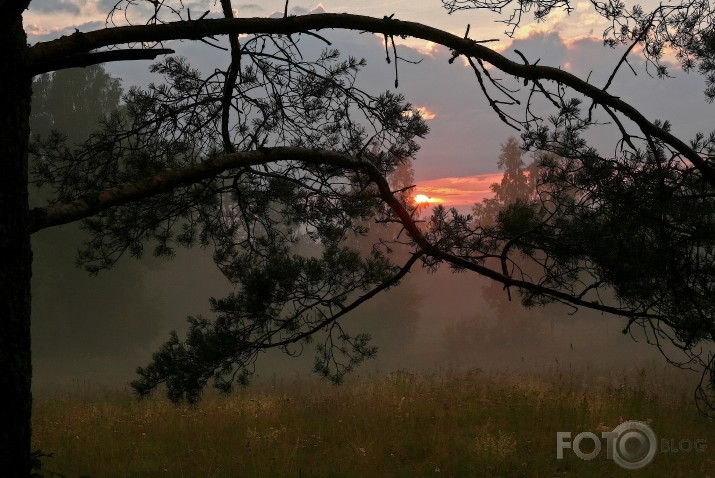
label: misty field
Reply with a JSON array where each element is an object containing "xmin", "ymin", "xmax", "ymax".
[{"xmin": 32, "ymin": 367, "xmax": 713, "ymax": 477}]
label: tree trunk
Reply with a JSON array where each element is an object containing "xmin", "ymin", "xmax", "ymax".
[{"xmin": 0, "ymin": 19, "xmax": 33, "ymax": 477}]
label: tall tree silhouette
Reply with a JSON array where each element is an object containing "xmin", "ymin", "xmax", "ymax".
[
  {"xmin": 30, "ymin": 66, "xmax": 166, "ymax": 363},
  {"xmin": 444, "ymin": 137, "xmax": 548, "ymax": 359},
  {"xmin": 472, "ymin": 136, "xmax": 539, "ymax": 226}
]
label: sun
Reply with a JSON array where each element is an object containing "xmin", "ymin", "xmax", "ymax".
[{"xmin": 414, "ymin": 194, "xmax": 438, "ymax": 204}]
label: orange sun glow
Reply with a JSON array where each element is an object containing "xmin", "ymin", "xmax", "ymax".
[{"xmin": 413, "ymin": 194, "xmax": 440, "ymax": 204}]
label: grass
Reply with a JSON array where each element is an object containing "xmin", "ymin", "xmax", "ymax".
[{"xmin": 32, "ymin": 366, "xmax": 714, "ymax": 477}]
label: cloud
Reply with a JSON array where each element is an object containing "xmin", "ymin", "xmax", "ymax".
[
  {"xmin": 509, "ymin": 0, "xmax": 607, "ymax": 42},
  {"xmin": 238, "ymin": 3, "xmax": 265, "ymax": 12},
  {"xmin": 415, "ymin": 106, "xmax": 436, "ymax": 120},
  {"xmin": 404, "ymin": 105, "xmax": 437, "ymax": 120},
  {"xmin": 97, "ymin": 0, "xmax": 128, "ymax": 14},
  {"xmin": 29, "ymin": 0, "xmax": 81, "ymax": 15},
  {"xmin": 270, "ymin": 3, "xmax": 327, "ymax": 18},
  {"xmin": 309, "ymin": 3, "xmax": 326, "ymax": 14},
  {"xmin": 27, "ymin": 20, "xmax": 105, "ymax": 43},
  {"xmin": 376, "ymin": 33, "xmax": 444, "ymax": 57}
]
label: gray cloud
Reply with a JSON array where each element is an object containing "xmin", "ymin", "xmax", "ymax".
[
  {"xmin": 29, "ymin": 0, "xmax": 81, "ymax": 15},
  {"xmin": 98, "ymin": 0, "xmax": 118, "ymax": 12},
  {"xmin": 290, "ymin": 6, "xmax": 310, "ymax": 15},
  {"xmin": 238, "ymin": 3, "xmax": 265, "ymax": 12},
  {"xmin": 503, "ymin": 31, "xmax": 713, "ymax": 150}
]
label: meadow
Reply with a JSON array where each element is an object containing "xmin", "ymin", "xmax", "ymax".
[{"xmin": 32, "ymin": 366, "xmax": 714, "ymax": 477}]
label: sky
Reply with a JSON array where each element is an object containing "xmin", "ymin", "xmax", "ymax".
[{"xmin": 24, "ymin": 0, "xmax": 713, "ymax": 211}]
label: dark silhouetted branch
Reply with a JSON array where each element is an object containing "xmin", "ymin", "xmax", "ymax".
[
  {"xmin": 27, "ymin": 48, "xmax": 174, "ymax": 76},
  {"xmin": 27, "ymin": 13, "xmax": 715, "ymax": 186}
]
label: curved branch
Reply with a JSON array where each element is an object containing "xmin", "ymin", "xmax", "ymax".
[
  {"xmin": 27, "ymin": 13, "xmax": 715, "ymax": 186},
  {"xmin": 25, "ymin": 48, "xmax": 174, "ymax": 76},
  {"xmin": 256, "ymin": 250, "xmax": 425, "ymax": 349},
  {"xmin": 361, "ymin": 158, "xmax": 671, "ymax": 322},
  {"xmin": 29, "ymin": 147, "xmax": 353, "ymax": 232},
  {"xmin": 30, "ymin": 145, "xmax": 669, "ymax": 324}
]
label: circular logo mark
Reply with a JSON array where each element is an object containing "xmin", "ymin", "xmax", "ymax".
[{"xmin": 610, "ymin": 421, "xmax": 657, "ymax": 470}]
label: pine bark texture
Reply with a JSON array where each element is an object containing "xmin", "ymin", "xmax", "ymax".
[{"xmin": 0, "ymin": 19, "xmax": 33, "ymax": 476}]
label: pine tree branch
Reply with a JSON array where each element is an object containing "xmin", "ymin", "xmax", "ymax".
[
  {"xmin": 26, "ymin": 48, "xmax": 175, "ymax": 76},
  {"xmin": 254, "ymin": 251, "xmax": 426, "ymax": 350},
  {"xmin": 29, "ymin": 144, "xmax": 671, "ymax": 325},
  {"xmin": 28, "ymin": 147, "xmax": 388, "ymax": 233},
  {"xmin": 27, "ymin": 13, "xmax": 715, "ymax": 187}
]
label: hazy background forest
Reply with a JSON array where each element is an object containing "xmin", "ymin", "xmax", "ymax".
[{"xmin": 29, "ymin": 64, "xmax": 677, "ymax": 391}]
